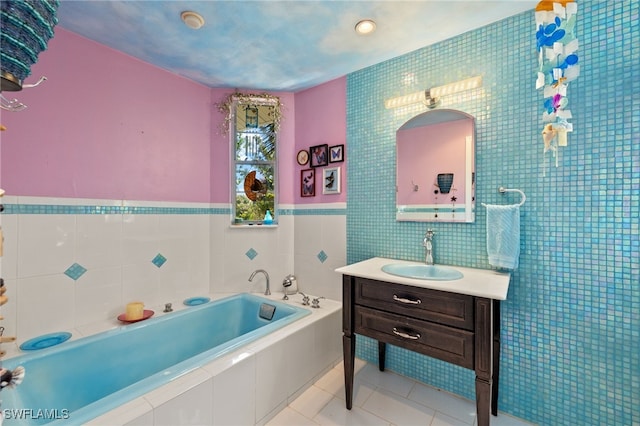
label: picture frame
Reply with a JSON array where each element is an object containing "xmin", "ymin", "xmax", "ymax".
[
  {"xmin": 322, "ymin": 167, "xmax": 341, "ymax": 195},
  {"xmin": 309, "ymin": 144, "xmax": 328, "ymax": 167},
  {"xmin": 301, "ymin": 169, "xmax": 315, "ymax": 197},
  {"xmin": 329, "ymin": 144, "xmax": 344, "ymax": 163}
]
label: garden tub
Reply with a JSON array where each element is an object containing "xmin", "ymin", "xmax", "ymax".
[{"xmin": 1, "ymin": 293, "xmax": 311, "ymax": 425}]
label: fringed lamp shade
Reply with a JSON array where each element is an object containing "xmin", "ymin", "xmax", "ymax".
[{"xmin": 0, "ymin": 0, "xmax": 59, "ymax": 91}]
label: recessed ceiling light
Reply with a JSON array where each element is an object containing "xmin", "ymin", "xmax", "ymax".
[
  {"xmin": 355, "ymin": 19, "xmax": 376, "ymax": 35},
  {"xmin": 181, "ymin": 11, "xmax": 205, "ymax": 30}
]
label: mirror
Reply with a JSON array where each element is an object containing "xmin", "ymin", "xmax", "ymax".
[{"xmin": 395, "ymin": 109, "xmax": 475, "ymax": 223}]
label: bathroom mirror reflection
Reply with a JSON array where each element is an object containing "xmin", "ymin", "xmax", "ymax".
[{"xmin": 395, "ymin": 109, "xmax": 475, "ymax": 223}]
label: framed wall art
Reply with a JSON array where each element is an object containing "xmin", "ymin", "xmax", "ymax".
[
  {"xmin": 322, "ymin": 167, "xmax": 341, "ymax": 195},
  {"xmin": 329, "ymin": 144, "xmax": 344, "ymax": 163},
  {"xmin": 301, "ymin": 168, "xmax": 315, "ymax": 197},
  {"xmin": 309, "ymin": 144, "xmax": 328, "ymax": 167}
]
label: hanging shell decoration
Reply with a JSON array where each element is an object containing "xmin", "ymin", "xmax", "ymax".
[{"xmin": 535, "ymin": 0, "xmax": 579, "ymax": 166}]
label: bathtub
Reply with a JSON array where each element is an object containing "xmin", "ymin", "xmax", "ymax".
[{"xmin": 1, "ymin": 293, "xmax": 341, "ymax": 426}]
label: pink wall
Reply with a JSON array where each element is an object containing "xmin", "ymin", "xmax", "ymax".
[
  {"xmin": 0, "ymin": 28, "xmax": 343, "ymax": 206},
  {"xmin": 396, "ymin": 120, "xmax": 471, "ymax": 205},
  {"xmin": 1, "ymin": 29, "xmax": 212, "ymax": 202},
  {"xmin": 293, "ymin": 77, "xmax": 347, "ymax": 204}
]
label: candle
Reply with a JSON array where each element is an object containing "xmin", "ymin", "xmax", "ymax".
[{"xmin": 125, "ymin": 302, "xmax": 144, "ymax": 320}]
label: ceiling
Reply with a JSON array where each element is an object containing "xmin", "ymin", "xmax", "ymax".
[{"xmin": 56, "ymin": 1, "xmax": 537, "ymax": 92}]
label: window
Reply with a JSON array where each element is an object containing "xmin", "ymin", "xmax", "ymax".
[{"xmin": 230, "ymin": 97, "xmax": 279, "ymax": 225}]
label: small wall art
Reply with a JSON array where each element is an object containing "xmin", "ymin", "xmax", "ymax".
[
  {"xmin": 309, "ymin": 144, "xmax": 328, "ymax": 167},
  {"xmin": 322, "ymin": 167, "xmax": 341, "ymax": 195},
  {"xmin": 301, "ymin": 168, "xmax": 315, "ymax": 197},
  {"xmin": 329, "ymin": 144, "xmax": 344, "ymax": 163}
]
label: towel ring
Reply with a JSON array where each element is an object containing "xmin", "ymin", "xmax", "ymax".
[{"xmin": 481, "ymin": 186, "xmax": 526, "ymax": 207}]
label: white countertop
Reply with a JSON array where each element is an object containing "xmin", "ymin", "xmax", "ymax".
[{"xmin": 335, "ymin": 257, "xmax": 511, "ymax": 300}]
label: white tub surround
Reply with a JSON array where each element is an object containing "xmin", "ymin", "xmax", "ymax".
[{"xmin": 78, "ymin": 292, "xmax": 342, "ymax": 426}]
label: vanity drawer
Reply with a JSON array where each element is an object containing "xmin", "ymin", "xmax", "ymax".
[
  {"xmin": 354, "ymin": 277, "xmax": 474, "ymax": 330},
  {"xmin": 354, "ymin": 306, "xmax": 474, "ymax": 369}
]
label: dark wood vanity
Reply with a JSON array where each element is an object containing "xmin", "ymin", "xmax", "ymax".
[{"xmin": 337, "ymin": 258, "xmax": 510, "ymax": 426}]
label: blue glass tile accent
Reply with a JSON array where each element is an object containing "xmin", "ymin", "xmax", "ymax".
[
  {"xmin": 1, "ymin": 204, "xmax": 346, "ymax": 216},
  {"xmin": 346, "ymin": 2, "xmax": 639, "ymax": 425},
  {"xmin": 317, "ymin": 250, "xmax": 328, "ymax": 263},
  {"xmin": 245, "ymin": 248, "xmax": 258, "ymax": 260},
  {"xmin": 64, "ymin": 263, "xmax": 87, "ymax": 280},
  {"xmin": 151, "ymin": 254, "xmax": 167, "ymax": 268},
  {"xmin": 2, "ymin": 204, "xmax": 228, "ymax": 215}
]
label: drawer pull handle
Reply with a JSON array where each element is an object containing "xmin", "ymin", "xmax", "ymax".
[
  {"xmin": 392, "ymin": 328, "xmax": 421, "ymax": 340},
  {"xmin": 393, "ymin": 295, "xmax": 421, "ymax": 305}
]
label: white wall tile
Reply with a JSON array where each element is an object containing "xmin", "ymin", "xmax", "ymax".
[
  {"xmin": 18, "ymin": 214, "xmax": 76, "ymax": 277},
  {"xmin": 76, "ymin": 214, "xmax": 123, "ymax": 269},
  {"xmin": 16, "ymin": 274, "xmax": 75, "ymax": 342},
  {"xmin": 1, "ymin": 213, "xmax": 18, "ymax": 279},
  {"xmin": 74, "ymin": 266, "xmax": 123, "ymax": 327},
  {"xmin": 122, "ymin": 263, "xmax": 160, "ymax": 307},
  {"xmin": 122, "ymin": 214, "xmax": 159, "ymax": 266}
]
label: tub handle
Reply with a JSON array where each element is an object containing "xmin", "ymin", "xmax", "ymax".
[
  {"xmin": 299, "ymin": 292, "xmax": 310, "ymax": 306},
  {"xmin": 311, "ymin": 297, "xmax": 325, "ymax": 309}
]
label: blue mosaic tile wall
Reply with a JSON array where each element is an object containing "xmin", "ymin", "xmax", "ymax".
[{"xmin": 346, "ymin": 1, "xmax": 639, "ymax": 424}]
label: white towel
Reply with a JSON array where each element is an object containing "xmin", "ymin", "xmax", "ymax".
[{"xmin": 486, "ymin": 204, "xmax": 520, "ymax": 270}]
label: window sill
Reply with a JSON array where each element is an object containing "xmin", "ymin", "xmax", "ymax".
[{"xmin": 229, "ymin": 223, "xmax": 278, "ymax": 229}]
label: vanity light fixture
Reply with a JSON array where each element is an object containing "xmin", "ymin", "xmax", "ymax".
[
  {"xmin": 384, "ymin": 75, "xmax": 483, "ymax": 109},
  {"xmin": 355, "ymin": 19, "xmax": 376, "ymax": 35},
  {"xmin": 181, "ymin": 11, "xmax": 205, "ymax": 30}
]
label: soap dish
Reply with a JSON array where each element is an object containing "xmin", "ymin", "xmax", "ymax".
[
  {"xmin": 20, "ymin": 332, "xmax": 72, "ymax": 351},
  {"xmin": 117, "ymin": 310, "xmax": 154, "ymax": 323},
  {"xmin": 184, "ymin": 296, "xmax": 210, "ymax": 306}
]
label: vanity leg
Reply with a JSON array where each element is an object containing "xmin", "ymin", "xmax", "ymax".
[
  {"xmin": 378, "ymin": 341, "xmax": 386, "ymax": 371},
  {"xmin": 342, "ymin": 275, "xmax": 356, "ymax": 410},
  {"xmin": 475, "ymin": 377, "xmax": 492, "ymax": 426},
  {"xmin": 475, "ymin": 298, "xmax": 494, "ymax": 426},
  {"xmin": 492, "ymin": 300, "xmax": 501, "ymax": 416},
  {"xmin": 343, "ymin": 335, "xmax": 355, "ymax": 410}
]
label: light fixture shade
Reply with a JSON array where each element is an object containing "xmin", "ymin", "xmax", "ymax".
[
  {"xmin": 429, "ymin": 76, "xmax": 483, "ymax": 99},
  {"xmin": 384, "ymin": 76, "xmax": 483, "ymax": 109},
  {"xmin": 0, "ymin": 0, "xmax": 59, "ymax": 91},
  {"xmin": 384, "ymin": 90, "xmax": 428, "ymax": 109}
]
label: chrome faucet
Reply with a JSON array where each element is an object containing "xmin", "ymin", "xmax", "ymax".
[
  {"xmin": 423, "ymin": 229, "xmax": 435, "ymax": 265},
  {"xmin": 248, "ymin": 269, "xmax": 271, "ymax": 295}
]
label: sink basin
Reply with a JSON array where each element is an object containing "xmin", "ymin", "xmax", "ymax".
[{"xmin": 381, "ymin": 263, "xmax": 463, "ymax": 281}]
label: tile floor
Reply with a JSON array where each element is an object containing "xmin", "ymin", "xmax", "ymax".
[{"xmin": 267, "ymin": 358, "xmax": 534, "ymax": 426}]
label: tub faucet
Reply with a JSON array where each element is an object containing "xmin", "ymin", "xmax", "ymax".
[
  {"xmin": 423, "ymin": 229, "xmax": 435, "ymax": 265},
  {"xmin": 249, "ymin": 269, "xmax": 271, "ymax": 296}
]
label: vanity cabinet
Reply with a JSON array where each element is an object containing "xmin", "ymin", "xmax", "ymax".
[{"xmin": 342, "ymin": 275, "xmax": 501, "ymax": 426}]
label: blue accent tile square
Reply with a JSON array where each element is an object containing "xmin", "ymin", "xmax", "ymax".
[
  {"xmin": 245, "ymin": 248, "xmax": 258, "ymax": 260},
  {"xmin": 152, "ymin": 253, "xmax": 167, "ymax": 268},
  {"xmin": 317, "ymin": 250, "xmax": 328, "ymax": 263},
  {"xmin": 64, "ymin": 263, "xmax": 87, "ymax": 281}
]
